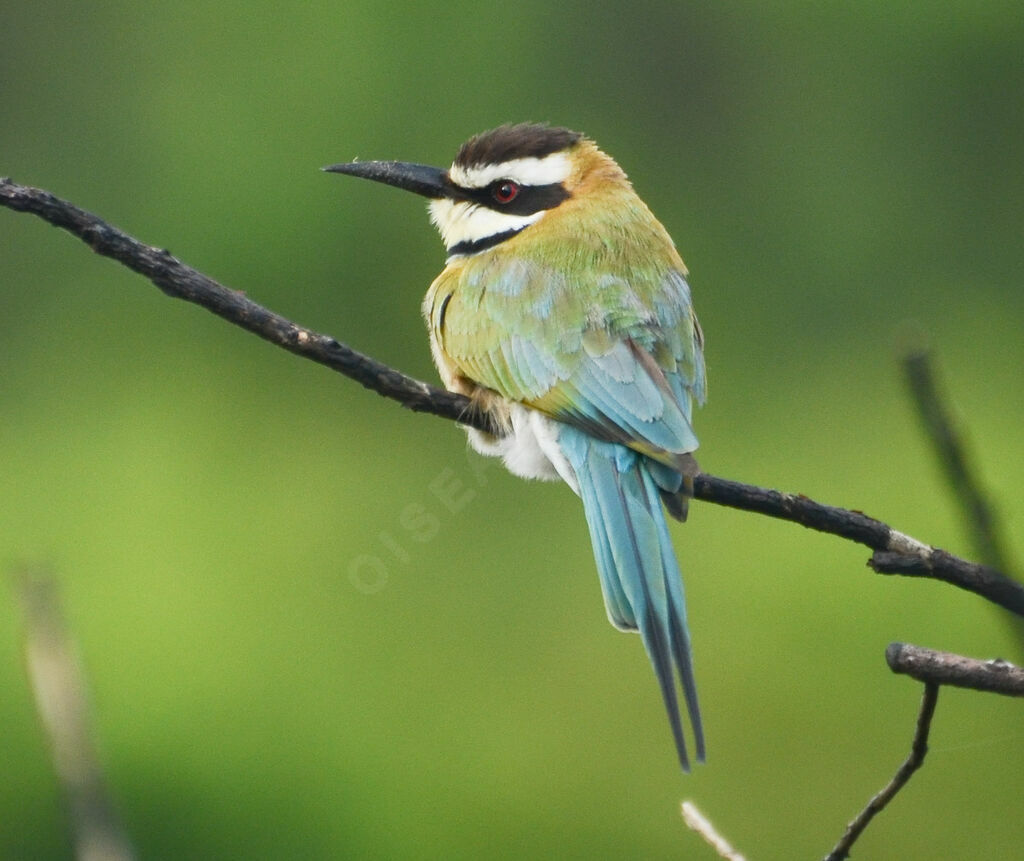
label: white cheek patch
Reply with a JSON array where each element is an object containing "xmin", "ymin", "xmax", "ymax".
[
  {"xmin": 449, "ymin": 152, "xmax": 572, "ymax": 189},
  {"xmin": 429, "ymin": 198, "xmax": 544, "ymax": 254}
]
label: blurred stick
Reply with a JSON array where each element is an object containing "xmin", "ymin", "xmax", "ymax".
[
  {"xmin": 15, "ymin": 568, "xmax": 135, "ymax": 861},
  {"xmin": 2, "ymin": 178, "xmax": 1023, "ymax": 618},
  {"xmin": 824, "ymin": 682, "xmax": 939, "ymax": 861},
  {"xmin": 681, "ymin": 801, "xmax": 747, "ymax": 860},
  {"xmin": 904, "ymin": 348, "xmax": 1016, "ymax": 575}
]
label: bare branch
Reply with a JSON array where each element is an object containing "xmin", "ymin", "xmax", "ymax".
[
  {"xmin": 14, "ymin": 567, "xmax": 135, "ymax": 861},
  {"xmin": 886, "ymin": 642, "xmax": 1024, "ymax": 696},
  {"xmin": 0, "ymin": 179, "xmax": 485, "ymax": 430},
  {"xmin": 824, "ymin": 683, "xmax": 939, "ymax": 861},
  {"xmin": 3, "ymin": 177, "xmax": 1023, "ymax": 617},
  {"xmin": 692, "ymin": 476, "xmax": 1024, "ymax": 617},
  {"xmin": 904, "ymin": 349, "xmax": 1016, "ymax": 574},
  {"xmin": 868, "ymin": 548, "xmax": 1024, "ymax": 616},
  {"xmin": 825, "ymin": 640, "xmax": 1022, "ymax": 860}
]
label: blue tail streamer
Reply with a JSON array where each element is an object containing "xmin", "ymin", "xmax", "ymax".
[{"xmin": 560, "ymin": 425, "xmax": 704, "ymax": 770}]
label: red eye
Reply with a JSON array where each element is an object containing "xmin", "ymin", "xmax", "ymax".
[{"xmin": 492, "ymin": 181, "xmax": 520, "ymax": 203}]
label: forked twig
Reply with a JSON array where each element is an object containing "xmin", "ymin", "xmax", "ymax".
[
  {"xmin": 824, "ymin": 683, "xmax": 939, "ymax": 861},
  {"xmin": 4, "ymin": 178, "xmax": 1022, "ymax": 861}
]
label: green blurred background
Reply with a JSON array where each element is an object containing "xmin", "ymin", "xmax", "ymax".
[{"xmin": 2, "ymin": 2, "xmax": 1022, "ymax": 858}]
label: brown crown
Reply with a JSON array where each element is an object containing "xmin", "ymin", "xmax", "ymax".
[{"xmin": 454, "ymin": 124, "xmax": 583, "ymax": 169}]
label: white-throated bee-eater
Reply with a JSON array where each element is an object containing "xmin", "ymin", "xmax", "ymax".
[{"xmin": 326, "ymin": 123, "xmax": 707, "ymax": 770}]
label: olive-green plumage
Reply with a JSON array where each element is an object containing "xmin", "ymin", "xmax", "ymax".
[{"xmin": 424, "ymin": 136, "xmax": 705, "ymax": 467}]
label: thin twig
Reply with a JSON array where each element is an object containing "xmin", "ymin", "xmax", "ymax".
[
  {"xmin": 904, "ymin": 349, "xmax": 1015, "ymax": 574},
  {"xmin": 0, "ymin": 179, "xmax": 477, "ymax": 427},
  {"xmin": 14, "ymin": 567, "xmax": 136, "ymax": 861},
  {"xmin": 824, "ymin": 683, "xmax": 939, "ymax": 861},
  {"xmin": 886, "ymin": 642, "xmax": 1024, "ymax": 696},
  {"xmin": 3, "ymin": 177, "xmax": 1023, "ymax": 617},
  {"xmin": 682, "ymin": 801, "xmax": 747, "ymax": 860}
]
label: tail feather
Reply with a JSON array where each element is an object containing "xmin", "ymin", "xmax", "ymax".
[
  {"xmin": 559, "ymin": 426, "xmax": 703, "ymax": 771},
  {"xmin": 585, "ymin": 497, "xmax": 637, "ymax": 631},
  {"xmin": 658, "ymin": 513, "xmax": 706, "ymax": 762}
]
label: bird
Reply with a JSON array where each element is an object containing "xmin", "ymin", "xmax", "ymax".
[{"xmin": 325, "ymin": 123, "xmax": 707, "ymax": 770}]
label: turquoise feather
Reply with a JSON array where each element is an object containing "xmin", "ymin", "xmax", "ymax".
[
  {"xmin": 560, "ymin": 426, "xmax": 704, "ymax": 770},
  {"xmin": 417, "ymin": 129, "xmax": 707, "ymax": 769},
  {"xmin": 330, "ymin": 125, "xmax": 708, "ymax": 769},
  {"xmin": 428, "ymin": 231, "xmax": 706, "ymax": 769}
]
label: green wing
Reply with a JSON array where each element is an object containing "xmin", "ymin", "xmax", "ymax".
[{"xmin": 434, "ymin": 251, "xmax": 705, "ymax": 463}]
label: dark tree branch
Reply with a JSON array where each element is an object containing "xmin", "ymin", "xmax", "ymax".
[
  {"xmin": 688, "ymin": 479, "xmax": 1024, "ymax": 616},
  {"xmin": 886, "ymin": 642, "xmax": 1024, "ymax": 696},
  {"xmin": 0, "ymin": 180, "xmax": 484, "ymax": 430},
  {"xmin": 824, "ymin": 640, "xmax": 1022, "ymax": 860},
  {"xmin": 869, "ymin": 549, "xmax": 1024, "ymax": 617},
  {"xmin": 686, "ymin": 644, "xmax": 1018, "ymax": 861},
  {"xmin": 3, "ymin": 177, "xmax": 1024, "ymax": 618},
  {"xmin": 904, "ymin": 349, "xmax": 1015, "ymax": 574},
  {"xmin": 824, "ymin": 682, "xmax": 939, "ymax": 861}
]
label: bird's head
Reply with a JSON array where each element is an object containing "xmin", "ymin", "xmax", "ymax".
[{"xmin": 325, "ymin": 123, "xmax": 635, "ymax": 260}]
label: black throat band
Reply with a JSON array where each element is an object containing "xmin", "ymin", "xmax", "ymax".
[{"xmin": 447, "ymin": 226, "xmax": 525, "ymax": 257}]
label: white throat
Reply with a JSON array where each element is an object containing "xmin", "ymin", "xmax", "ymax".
[{"xmin": 429, "ymin": 200, "xmax": 543, "ymax": 256}]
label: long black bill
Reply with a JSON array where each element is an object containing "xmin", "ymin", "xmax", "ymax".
[{"xmin": 322, "ymin": 160, "xmax": 460, "ymax": 200}]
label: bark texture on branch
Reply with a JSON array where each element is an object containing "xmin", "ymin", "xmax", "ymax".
[
  {"xmin": 2, "ymin": 177, "xmax": 1023, "ymax": 617},
  {"xmin": 886, "ymin": 642, "xmax": 1024, "ymax": 696}
]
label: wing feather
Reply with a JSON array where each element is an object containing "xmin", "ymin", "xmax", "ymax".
[{"xmin": 428, "ymin": 252, "xmax": 704, "ymax": 463}]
